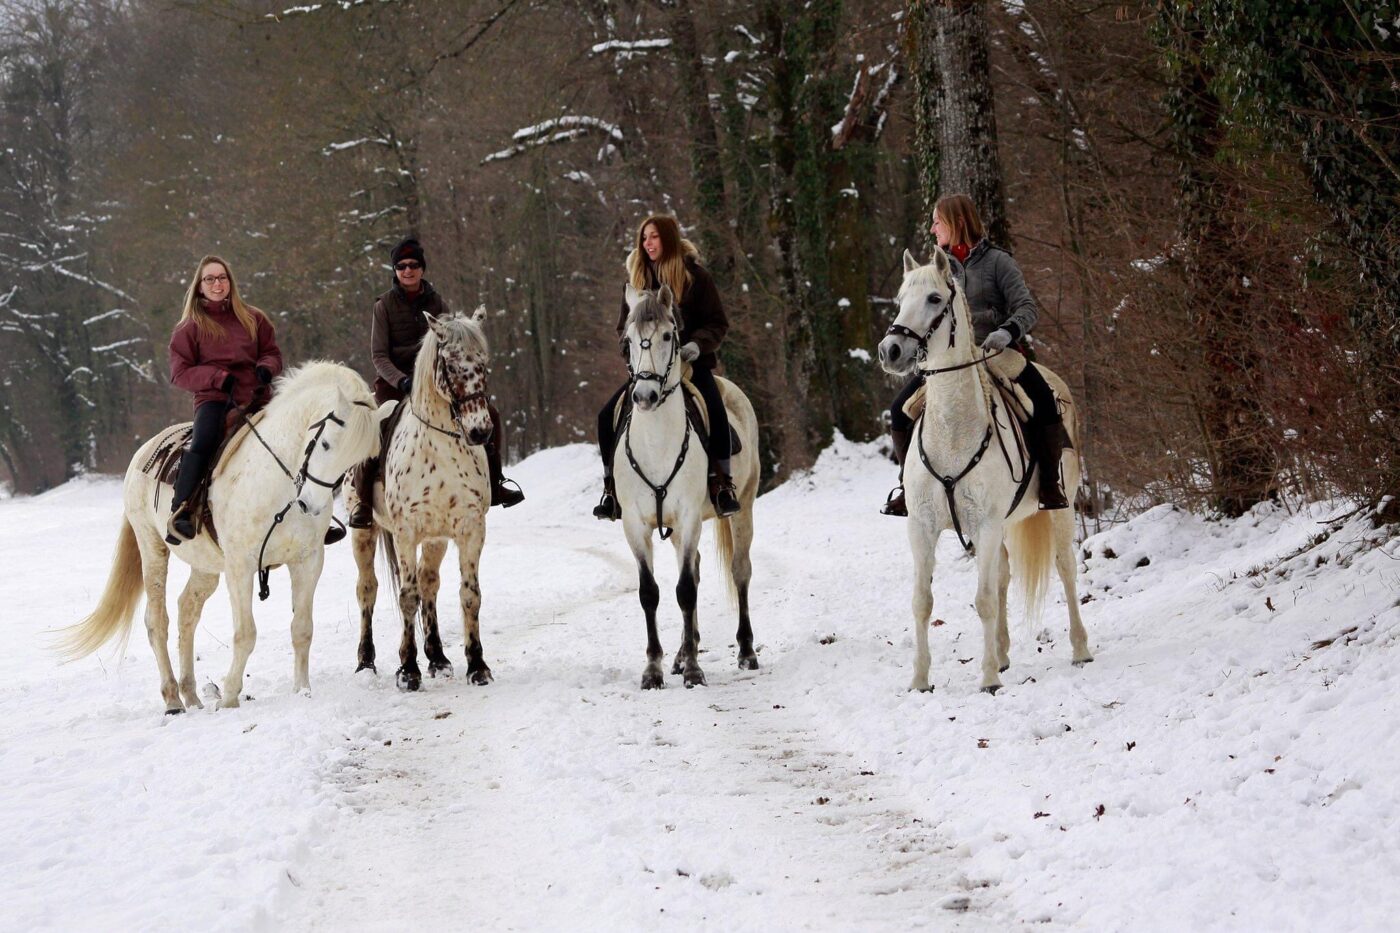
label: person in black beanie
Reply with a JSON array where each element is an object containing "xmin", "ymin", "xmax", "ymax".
[{"xmin": 347, "ymin": 237, "xmax": 524, "ymax": 528}]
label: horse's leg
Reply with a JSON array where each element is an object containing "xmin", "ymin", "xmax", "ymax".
[
  {"xmin": 624, "ymin": 516, "xmax": 664, "ymax": 689},
  {"xmin": 907, "ymin": 519, "xmax": 937, "ymax": 692},
  {"xmin": 975, "ymin": 527, "xmax": 1007, "ymax": 694},
  {"xmin": 419, "ymin": 539, "xmax": 454, "ymax": 679},
  {"xmin": 176, "ymin": 570, "xmax": 219, "ymax": 709},
  {"xmin": 996, "ymin": 543, "xmax": 1012, "ymax": 673},
  {"xmin": 287, "ymin": 549, "xmax": 324, "ymax": 693},
  {"xmin": 219, "ymin": 561, "xmax": 257, "ymax": 709},
  {"xmin": 731, "ymin": 509, "xmax": 758, "ymax": 670},
  {"xmin": 394, "ymin": 537, "xmax": 423, "ymax": 691},
  {"xmin": 457, "ymin": 526, "xmax": 492, "ymax": 685},
  {"xmin": 134, "ymin": 529, "xmax": 180, "ymax": 713},
  {"xmin": 1054, "ymin": 511, "xmax": 1094, "ymax": 665},
  {"xmin": 672, "ymin": 525, "xmax": 705, "ymax": 688},
  {"xmin": 352, "ymin": 527, "xmax": 378, "ymax": 673}
]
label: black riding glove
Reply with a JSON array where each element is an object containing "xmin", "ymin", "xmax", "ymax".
[
  {"xmin": 255, "ymin": 366, "xmax": 273, "ymax": 385},
  {"xmin": 221, "ymin": 374, "xmax": 236, "ymax": 393},
  {"xmin": 398, "ymin": 376, "xmax": 412, "ymax": 394}
]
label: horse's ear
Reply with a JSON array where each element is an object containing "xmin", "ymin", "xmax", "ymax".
[
  {"xmin": 624, "ymin": 283, "xmax": 643, "ymax": 309},
  {"xmin": 657, "ymin": 283, "xmax": 675, "ymax": 310},
  {"xmin": 903, "ymin": 249, "xmax": 921, "ymax": 275},
  {"xmin": 470, "ymin": 304, "xmax": 487, "ymax": 324},
  {"xmin": 932, "ymin": 245, "xmax": 951, "ymax": 277},
  {"xmin": 423, "ymin": 311, "xmax": 442, "ymax": 333}
]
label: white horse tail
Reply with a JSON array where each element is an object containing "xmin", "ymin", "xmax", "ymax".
[
  {"xmin": 57, "ymin": 515, "xmax": 143, "ymax": 661},
  {"xmin": 1007, "ymin": 509, "xmax": 1054, "ymax": 625},
  {"xmin": 714, "ymin": 516, "xmax": 739, "ymax": 610}
]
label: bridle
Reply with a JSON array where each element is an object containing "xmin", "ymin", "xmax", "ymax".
[
  {"xmin": 625, "ymin": 315, "xmax": 682, "ymax": 406},
  {"xmin": 409, "ymin": 352, "xmax": 491, "ymax": 442},
  {"xmin": 246, "ymin": 399, "xmax": 373, "ymax": 600}
]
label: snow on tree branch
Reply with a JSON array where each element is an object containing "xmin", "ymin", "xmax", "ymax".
[
  {"xmin": 266, "ymin": 0, "xmax": 400, "ymax": 21},
  {"xmin": 482, "ymin": 117, "xmax": 624, "ymax": 165},
  {"xmin": 322, "ymin": 137, "xmax": 393, "ymax": 156},
  {"xmin": 589, "ymin": 38, "xmax": 672, "ymax": 58}
]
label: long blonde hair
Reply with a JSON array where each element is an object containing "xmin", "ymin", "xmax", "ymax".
[
  {"xmin": 178, "ymin": 254, "xmax": 260, "ymax": 340},
  {"xmin": 625, "ymin": 215, "xmax": 700, "ymax": 301}
]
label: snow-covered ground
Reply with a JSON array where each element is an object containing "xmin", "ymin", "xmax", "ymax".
[{"xmin": 2, "ymin": 439, "xmax": 1397, "ymax": 931}]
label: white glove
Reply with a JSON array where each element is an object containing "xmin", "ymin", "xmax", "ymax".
[
  {"xmin": 981, "ymin": 328, "xmax": 1014, "ymax": 352},
  {"xmin": 679, "ymin": 342, "xmax": 701, "ymax": 362}
]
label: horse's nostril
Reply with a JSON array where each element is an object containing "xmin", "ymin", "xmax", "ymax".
[{"xmin": 890, "ymin": 344, "xmax": 901, "ymax": 360}]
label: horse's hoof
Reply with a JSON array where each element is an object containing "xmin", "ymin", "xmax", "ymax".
[
  {"xmin": 396, "ymin": 667, "xmax": 421, "ymax": 692},
  {"xmin": 683, "ymin": 669, "xmax": 707, "ymax": 689},
  {"xmin": 355, "ymin": 661, "xmax": 377, "ymax": 675},
  {"xmin": 999, "ymin": 662, "xmax": 1010, "ymax": 673},
  {"xmin": 981, "ymin": 684, "xmax": 1001, "ymax": 695},
  {"xmin": 469, "ymin": 667, "xmax": 493, "ymax": 686},
  {"xmin": 909, "ymin": 682, "xmax": 933, "ymax": 693},
  {"xmin": 641, "ymin": 670, "xmax": 665, "ymax": 690},
  {"xmin": 1072, "ymin": 656, "xmax": 1094, "ymax": 667},
  {"xmin": 428, "ymin": 660, "xmax": 454, "ymax": 679},
  {"xmin": 738, "ymin": 654, "xmax": 759, "ymax": 671},
  {"xmin": 671, "ymin": 659, "xmax": 684, "ymax": 676},
  {"xmin": 165, "ymin": 707, "xmax": 184, "ymax": 716}
]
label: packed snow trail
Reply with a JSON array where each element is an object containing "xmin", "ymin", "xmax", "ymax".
[{"xmin": 2, "ymin": 440, "xmax": 1398, "ymax": 930}]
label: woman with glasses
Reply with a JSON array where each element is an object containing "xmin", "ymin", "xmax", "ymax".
[
  {"xmin": 347, "ymin": 237, "xmax": 522, "ymax": 529},
  {"xmin": 166, "ymin": 254, "xmax": 284, "ymax": 544}
]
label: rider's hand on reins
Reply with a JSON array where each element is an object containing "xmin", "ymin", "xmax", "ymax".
[
  {"xmin": 679, "ymin": 342, "xmax": 700, "ymax": 362},
  {"xmin": 982, "ymin": 328, "xmax": 1014, "ymax": 352}
]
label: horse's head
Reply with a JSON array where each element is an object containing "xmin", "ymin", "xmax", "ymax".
[
  {"xmin": 418, "ymin": 308, "xmax": 494, "ymax": 446},
  {"xmin": 879, "ymin": 247, "xmax": 966, "ymax": 375},
  {"xmin": 267, "ymin": 362, "xmax": 386, "ymax": 517},
  {"xmin": 623, "ymin": 283, "xmax": 683, "ymax": 412}
]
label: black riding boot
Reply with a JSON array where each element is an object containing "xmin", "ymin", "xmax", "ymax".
[
  {"xmin": 593, "ymin": 475, "xmax": 621, "ymax": 521},
  {"xmin": 347, "ymin": 456, "xmax": 378, "ymax": 529},
  {"xmin": 881, "ymin": 426, "xmax": 913, "ymax": 517},
  {"xmin": 486, "ymin": 403, "xmax": 524, "ymax": 508},
  {"xmin": 1015, "ymin": 365, "xmax": 1070, "ymax": 510},
  {"xmin": 710, "ymin": 459, "xmax": 741, "ymax": 517},
  {"xmin": 166, "ymin": 449, "xmax": 207, "ymax": 545}
]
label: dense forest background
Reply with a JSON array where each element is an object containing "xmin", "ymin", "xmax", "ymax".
[{"xmin": 1, "ymin": 0, "xmax": 1395, "ymax": 524}]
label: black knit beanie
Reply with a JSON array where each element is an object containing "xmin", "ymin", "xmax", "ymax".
[{"xmin": 390, "ymin": 237, "xmax": 426, "ymax": 269}]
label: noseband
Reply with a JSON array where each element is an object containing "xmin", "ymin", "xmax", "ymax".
[{"xmin": 626, "ymin": 319, "xmax": 682, "ymax": 405}]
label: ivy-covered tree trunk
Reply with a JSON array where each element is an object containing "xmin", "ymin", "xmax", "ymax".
[
  {"xmin": 1164, "ymin": 7, "xmax": 1277, "ymax": 517},
  {"xmin": 908, "ymin": 0, "xmax": 1009, "ymax": 247}
]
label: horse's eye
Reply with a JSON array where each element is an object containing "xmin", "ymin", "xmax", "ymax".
[
  {"xmin": 662, "ymin": 332, "xmax": 672, "ymax": 342},
  {"xmin": 927, "ymin": 294, "xmax": 942, "ymax": 305},
  {"xmin": 321, "ymin": 441, "xmax": 330, "ymax": 451}
]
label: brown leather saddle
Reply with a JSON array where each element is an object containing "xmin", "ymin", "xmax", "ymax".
[
  {"xmin": 142, "ymin": 410, "xmax": 267, "ymax": 545},
  {"xmin": 610, "ymin": 377, "xmax": 743, "ymax": 461}
]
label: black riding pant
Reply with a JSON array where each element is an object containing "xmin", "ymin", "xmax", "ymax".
[
  {"xmin": 173, "ymin": 400, "xmax": 230, "ymax": 508},
  {"xmin": 889, "ymin": 375, "xmax": 923, "ymax": 434},
  {"xmin": 596, "ymin": 365, "xmax": 732, "ymax": 475}
]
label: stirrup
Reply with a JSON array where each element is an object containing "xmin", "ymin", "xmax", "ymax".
[
  {"xmin": 324, "ymin": 517, "xmax": 348, "ymax": 545},
  {"xmin": 881, "ymin": 485, "xmax": 907, "ymax": 517},
  {"xmin": 491, "ymin": 477, "xmax": 525, "ymax": 509},
  {"xmin": 710, "ymin": 475, "xmax": 741, "ymax": 517},
  {"xmin": 593, "ymin": 486, "xmax": 620, "ymax": 521},
  {"xmin": 165, "ymin": 508, "xmax": 196, "ymax": 546}
]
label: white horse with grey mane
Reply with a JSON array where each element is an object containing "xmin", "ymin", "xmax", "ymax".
[
  {"xmin": 878, "ymin": 248, "xmax": 1092, "ymax": 693},
  {"xmin": 59, "ymin": 362, "xmax": 386, "ymax": 712},
  {"xmin": 615, "ymin": 284, "xmax": 761, "ymax": 689}
]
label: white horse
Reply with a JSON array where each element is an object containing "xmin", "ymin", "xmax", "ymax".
[
  {"xmin": 615, "ymin": 284, "xmax": 761, "ymax": 689},
  {"xmin": 59, "ymin": 362, "xmax": 386, "ymax": 712},
  {"xmin": 877, "ymin": 248, "xmax": 1092, "ymax": 693},
  {"xmin": 348, "ymin": 310, "xmax": 496, "ymax": 691}
]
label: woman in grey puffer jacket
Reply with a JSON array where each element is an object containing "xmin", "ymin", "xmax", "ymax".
[{"xmin": 882, "ymin": 194, "xmax": 1071, "ymax": 516}]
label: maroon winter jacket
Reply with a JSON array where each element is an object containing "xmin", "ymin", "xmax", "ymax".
[{"xmin": 169, "ymin": 299, "xmax": 283, "ymax": 409}]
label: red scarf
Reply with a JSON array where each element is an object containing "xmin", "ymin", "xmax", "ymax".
[{"xmin": 950, "ymin": 242, "xmax": 971, "ymax": 263}]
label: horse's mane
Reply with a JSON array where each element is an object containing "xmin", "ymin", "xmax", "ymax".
[
  {"xmin": 413, "ymin": 313, "xmax": 490, "ymax": 390},
  {"xmin": 898, "ymin": 259, "xmax": 973, "ymax": 331},
  {"xmin": 267, "ymin": 359, "xmax": 378, "ymax": 457},
  {"xmin": 626, "ymin": 290, "xmax": 681, "ymax": 332}
]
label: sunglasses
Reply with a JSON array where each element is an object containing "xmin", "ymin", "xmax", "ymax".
[{"xmin": 395, "ymin": 261, "xmax": 422, "ymax": 271}]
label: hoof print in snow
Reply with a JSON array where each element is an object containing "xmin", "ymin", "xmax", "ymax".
[
  {"xmin": 1135, "ymin": 556, "xmax": 1150, "ymax": 567},
  {"xmin": 939, "ymin": 895, "xmax": 971, "ymax": 912}
]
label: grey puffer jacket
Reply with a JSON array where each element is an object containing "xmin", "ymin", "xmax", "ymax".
[{"xmin": 955, "ymin": 240, "xmax": 1038, "ymax": 345}]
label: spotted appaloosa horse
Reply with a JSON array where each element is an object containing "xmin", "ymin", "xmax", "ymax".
[
  {"xmin": 347, "ymin": 309, "xmax": 497, "ymax": 691},
  {"xmin": 878, "ymin": 248, "xmax": 1092, "ymax": 693},
  {"xmin": 614, "ymin": 284, "xmax": 762, "ymax": 689},
  {"xmin": 59, "ymin": 362, "xmax": 385, "ymax": 712}
]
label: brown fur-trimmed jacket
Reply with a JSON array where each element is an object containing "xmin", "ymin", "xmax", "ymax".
[{"xmin": 616, "ymin": 257, "xmax": 728, "ymax": 370}]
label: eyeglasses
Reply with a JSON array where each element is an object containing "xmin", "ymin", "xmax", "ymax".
[
  {"xmin": 394, "ymin": 261, "xmax": 422, "ymax": 271},
  {"xmin": 201, "ymin": 274, "xmax": 229, "ymax": 286}
]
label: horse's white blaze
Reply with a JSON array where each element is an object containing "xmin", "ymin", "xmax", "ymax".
[
  {"xmin": 884, "ymin": 248, "xmax": 1092, "ymax": 692},
  {"xmin": 60, "ymin": 362, "xmax": 385, "ymax": 712}
]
